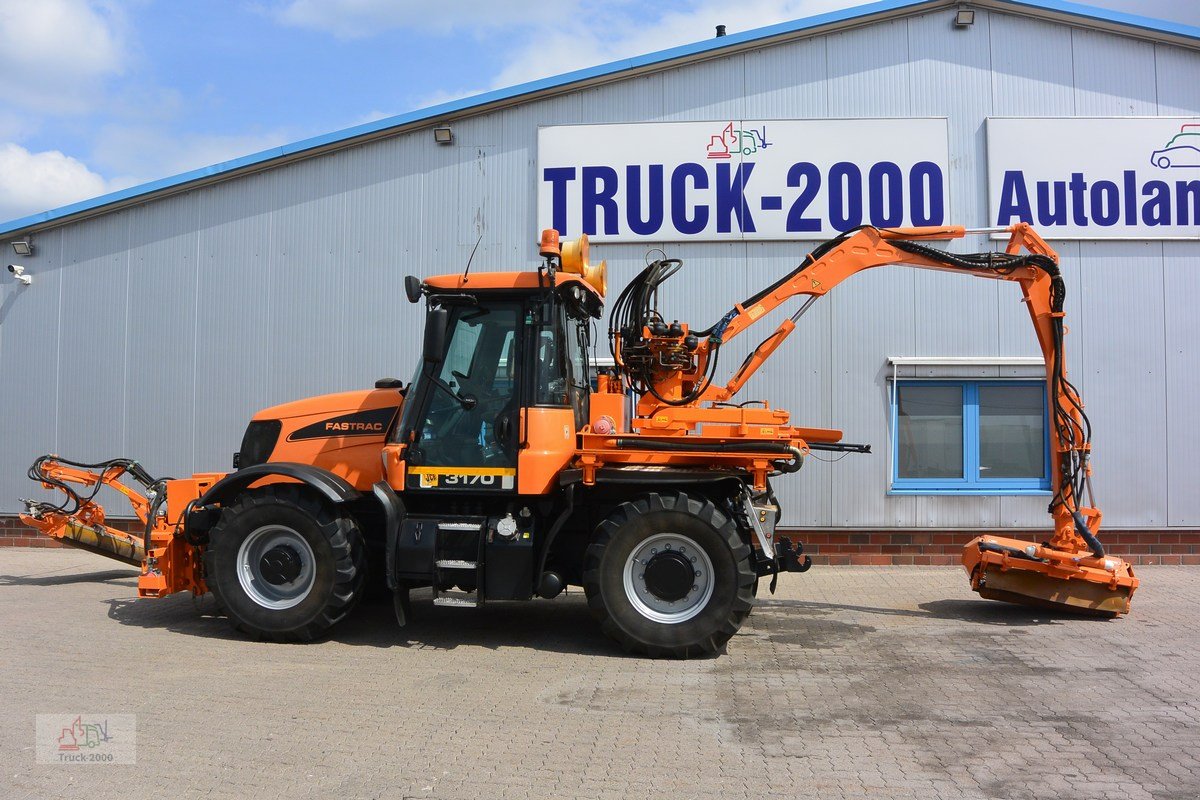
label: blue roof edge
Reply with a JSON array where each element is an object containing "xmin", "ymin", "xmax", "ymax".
[
  {"xmin": 3, "ymin": 0, "xmax": 1197, "ymax": 238},
  {"xmin": 996, "ymin": 0, "xmax": 1200, "ymax": 42}
]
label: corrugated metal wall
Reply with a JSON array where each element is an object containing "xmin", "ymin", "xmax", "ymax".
[{"xmin": 1, "ymin": 7, "xmax": 1197, "ymax": 529}]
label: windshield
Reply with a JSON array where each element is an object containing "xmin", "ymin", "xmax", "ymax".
[{"xmin": 400, "ymin": 303, "xmax": 520, "ymax": 467}]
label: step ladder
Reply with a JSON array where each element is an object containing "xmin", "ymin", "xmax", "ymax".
[{"xmin": 431, "ymin": 520, "xmax": 484, "ymax": 608}]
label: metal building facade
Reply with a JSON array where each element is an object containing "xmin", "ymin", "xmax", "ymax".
[{"xmin": 1, "ymin": 3, "xmax": 1197, "ymax": 533}]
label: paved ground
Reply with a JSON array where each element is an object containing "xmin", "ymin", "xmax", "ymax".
[{"xmin": 1, "ymin": 549, "xmax": 1196, "ymax": 800}]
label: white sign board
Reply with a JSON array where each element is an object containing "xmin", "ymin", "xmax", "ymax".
[
  {"xmin": 987, "ymin": 117, "xmax": 1200, "ymax": 239},
  {"xmin": 537, "ymin": 120, "xmax": 950, "ymax": 242}
]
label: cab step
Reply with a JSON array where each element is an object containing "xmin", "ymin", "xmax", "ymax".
[
  {"xmin": 436, "ymin": 559, "xmax": 478, "ymax": 570},
  {"xmin": 433, "ymin": 593, "xmax": 478, "ymax": 608}
]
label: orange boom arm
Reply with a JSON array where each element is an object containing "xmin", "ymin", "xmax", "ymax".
[{"xmin": 614, "ymin": 223, "xmax": 1136, "ymax": 613}]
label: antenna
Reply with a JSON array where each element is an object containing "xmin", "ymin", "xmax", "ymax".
[{"xmin": 462, "ymin": 232, "xmax": 483, "ymax": 282}]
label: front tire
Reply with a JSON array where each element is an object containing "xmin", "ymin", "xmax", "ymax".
[
  {"xmin": 583, "ymin": 492, "xmax": 755, "ymax": 658},
  {"xmin": 204, "ymin": 486, "xmax": 365, "ymax": 641}
]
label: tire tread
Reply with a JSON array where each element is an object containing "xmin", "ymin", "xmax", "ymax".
[
  {"xmin": 582, "ymin": 490, "xmax": 755, "ymax": 658},
  {"xmin": 203, "ymin": 486, "xmax": 364, "ymax": 642}
]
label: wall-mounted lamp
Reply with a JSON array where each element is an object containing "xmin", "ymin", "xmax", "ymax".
[
  {"xmin": 954, "ymin": 8, "xmax": 975, "ymax": 27},
  {"xmin": 11, "ymin": 240, "xmax": 32, "ymax": 256},
  {"xmin": 433, "ymin": 126, "xmax": 453, "ymax": 145}
]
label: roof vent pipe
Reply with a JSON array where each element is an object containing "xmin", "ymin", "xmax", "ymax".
[{"xmin": 715, "ymin": 25, "xmax": 726, "ymax": 37}]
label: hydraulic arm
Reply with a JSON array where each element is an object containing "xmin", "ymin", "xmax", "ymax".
[
  {"xmin": 606, "ymin": 223, "xmax": 1137, "ymax": 614},
  {"xmin": 21, "ymin": 456, "xmax": 217, "ymax": 597}
]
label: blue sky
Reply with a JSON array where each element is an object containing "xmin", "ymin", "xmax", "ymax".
[{"xmin": 1, "ymin": 0, "xmax": 1196, "ymax": 223}]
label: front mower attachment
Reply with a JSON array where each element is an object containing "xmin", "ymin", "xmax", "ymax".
[
  {"xmin": 962, "ymin": 535, "xmax": 1138, "ymax": 616},
  {"xmin": 20, "ymin": 455, "xmax": 214, "ymax": 598}
]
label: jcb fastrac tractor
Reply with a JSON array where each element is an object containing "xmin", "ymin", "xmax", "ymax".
[{"xmin": 21, "ymin": 223, "xmax": 1138, "ymax": 656}]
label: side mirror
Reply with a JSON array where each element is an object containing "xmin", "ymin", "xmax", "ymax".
[
  {"xmin": 404, "ymin": 275, "xmax": 423, "ymax": 304},
  {"xmin": 423, "ymin": 307, "xmax": 449, "ymax": 363}
]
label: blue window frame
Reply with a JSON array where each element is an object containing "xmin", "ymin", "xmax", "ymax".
[{"xmin": 890, "ymin": 380, "xmax": 1051, "ymax": 495}]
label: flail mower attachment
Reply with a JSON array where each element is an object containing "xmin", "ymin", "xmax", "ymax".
[
  {"xmin": 875, "ymin": 225, "xmax": 1138, "ymax": 616},
  {"xmin": 19, "ymin": 455, "xmax": 211, "ymax": 598},
  {"xmin": 962, "ymin": 535, "xmax": 1137, "ymax": 616}
]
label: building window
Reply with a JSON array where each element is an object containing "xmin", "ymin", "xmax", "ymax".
[{"xmin": 890, "ymin": 380, "xmax": 1050, "ymax": 494}]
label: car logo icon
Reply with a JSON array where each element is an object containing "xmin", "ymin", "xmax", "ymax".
[{"xmin": 1151, "ymin": 123, "xmax": 1200, "ymax": 168}]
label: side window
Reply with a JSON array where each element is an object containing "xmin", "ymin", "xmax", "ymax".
[
  {"xmin": 531, "ymin": 303, "xmax": 590, "ymax": 430},
  {"xmin": 564, "ymin": 315, "xmax": 590, "ymax": 430},
  {"xmin": 492, "ymin": 331, "xmax": 515, "ymax": 393},
  {"xmin": 535, "ymin": 326, "xmax": 566, "ymax": 405}
]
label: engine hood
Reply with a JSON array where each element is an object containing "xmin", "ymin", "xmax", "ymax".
[{"xmin": 253, "ymin": 388, "xmax": 403, "ymax": 421}]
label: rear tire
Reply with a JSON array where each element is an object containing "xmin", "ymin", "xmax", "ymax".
[
  {"xmin": 583, "ymin": 492, "xmax": 755, "ymax": 658},
  {"xmin": 203, "ymin": 486, "xmax": 365, "ymax": 641}
]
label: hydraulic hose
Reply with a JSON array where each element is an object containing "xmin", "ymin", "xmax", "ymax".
[
  {"xmin": 1073, "ymin": 511, "xmax": 1105, "ymax": 559},
  {"xmin": 144, "ymin": 481, "xmax": 169, "ymax": 555}
]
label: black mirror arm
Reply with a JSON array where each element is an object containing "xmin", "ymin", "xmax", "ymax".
[{"xmin": 428, "ymin": 373, "xmax": 477, "ymax": 410}]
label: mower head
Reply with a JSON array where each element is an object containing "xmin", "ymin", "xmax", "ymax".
[{"xmin": 962, "ymin": 535, "xmax": 1138, "ymax": 616}]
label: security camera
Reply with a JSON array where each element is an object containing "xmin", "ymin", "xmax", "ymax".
[{"xmin": 7, "ymin": 264, "xmax": 31, "ymax": 286}]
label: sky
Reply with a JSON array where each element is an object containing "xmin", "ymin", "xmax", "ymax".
[{"xmin": 1, "ymin": 0, "xmax": 1197, "ymax": 224}]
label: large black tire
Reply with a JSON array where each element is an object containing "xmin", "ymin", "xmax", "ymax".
[
  {"xmin": 203, "ymin": 486, "xmax": 365, "ymax": 642},
  {"xmin": 583, "ymin": 492, "xmax": 755, "ymax": 658}
]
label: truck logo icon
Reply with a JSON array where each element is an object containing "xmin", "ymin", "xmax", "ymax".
[
  {"xmin": 1150, "ymin": 123, "xmax": 1200, "ymax": 168},
  {"xmin": 706, "ymin": 122, "xmax": 773, "ymax": 159},
  {"xmin": 57, "ymin": 716, "xmax": 112, "ymax": 751}
]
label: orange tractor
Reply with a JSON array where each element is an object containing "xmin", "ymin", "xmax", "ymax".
[{"xmin": 20, "ymin": 223, "xmax": 1137, "ymax": 656}]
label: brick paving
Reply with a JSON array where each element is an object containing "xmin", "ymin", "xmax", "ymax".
[{"xmin": 1, "ymin": 548, "xmax": 1196, "ymax": 800}]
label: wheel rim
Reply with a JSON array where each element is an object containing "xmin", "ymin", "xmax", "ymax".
[
  {"xmin": 236, "ymin": 525, "xmax": 317, "ymax": 610},
  {"xmin": 623, "ymin": 532, "xmax": 714, "ymax": 624}
]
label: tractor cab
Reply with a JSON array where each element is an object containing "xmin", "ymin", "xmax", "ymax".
[
  {"xmin": 364, "ymin": 236, "xmax": 607, "ymax": 609},
  {"xmin": 394, "ymin": 267, "xmax": 602, "ymax": 493}
]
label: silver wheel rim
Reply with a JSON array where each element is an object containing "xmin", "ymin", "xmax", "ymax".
[
  {"xmin": 623, "ymin": 532, "xmax": 714, "ymax": 624},
  {"xmin": 236, "ymin": 525, "xmax": 317, "ymax": 610}
]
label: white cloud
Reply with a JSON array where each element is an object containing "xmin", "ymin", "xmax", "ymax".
[
  {"xmin": 0, "ymin": 124, "xmax": 303, "ymax": 225},
  {"xmin": 492, "ymin": 0, "xmax": 851, "ymax": 89},
  {"xmin": 0, "ymin": 143, "xmax": 112, "ymax": 222},
  {"xmin": 274, "ymin": 0, "xmax": 576, "ymax": 38},
  {"xmin": 348, "ymin": 109, "xmax": 399, "ymax": 127},
  {"xmin": 0, "ymin": 0, "xmax": 125, "ymax": 114},
  {"xmin": 400, "ymin": 1, "xmax": 851, "ymax": 112},
  {"xmin": 411, "ymin": 86, "xmax": 488, "ymax": 111}
]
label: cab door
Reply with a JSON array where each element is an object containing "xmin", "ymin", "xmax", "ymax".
[
  {"xmin": 516, "ymin": 297, "xmax": 590, "ymax": 495},
  {"xmin": 402, "ymin": 302, "xmax": 521, "ymax": 493}
]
